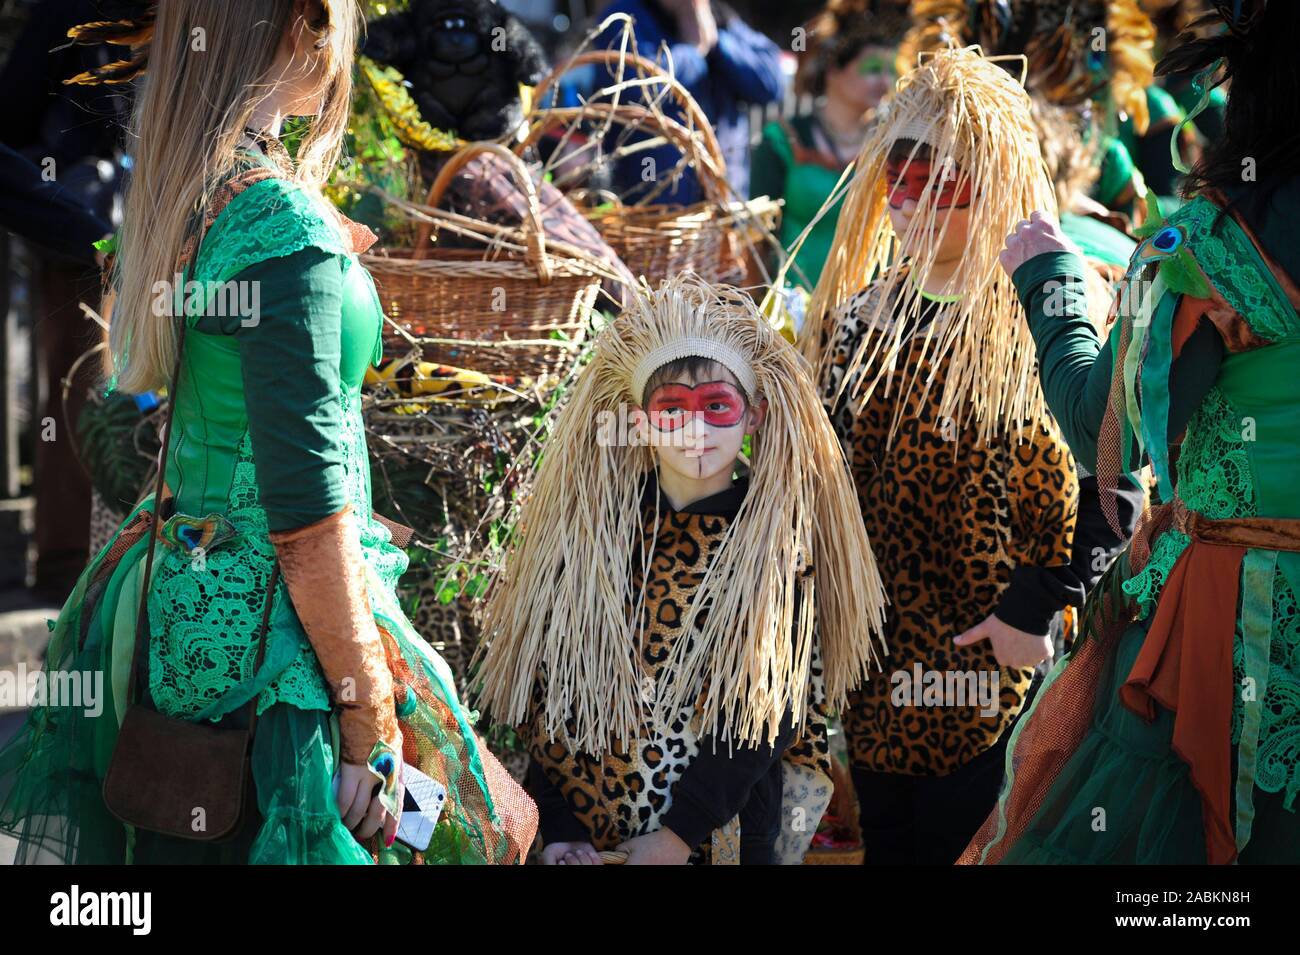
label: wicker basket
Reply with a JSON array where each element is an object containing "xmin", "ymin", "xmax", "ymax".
[
  {"xmin": 524, "ymin": 51, "xmax": 777, "ymax": 288},
  {"xmin": 363, "ymin": 142, "xmax": 604, "ymax": 380}
]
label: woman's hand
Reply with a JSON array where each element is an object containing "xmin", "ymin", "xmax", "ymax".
[
  {"xmin": 336, "ymin": 749, "xmax": 404, "ymax": 848},
  {"xmin": 540, "ymin": 841, "xmax": 603, "ymax": 865},
  {"xmin": 954, "ymin": 613, "xmax": 1053, "ymax": 669},
  {"xmin": 616, "ymin": 828, "xmax": 692, "ymax": 865},
  {"xmin": 999, "ymin": 211, "xmax": 1082, "ymax": 278}
]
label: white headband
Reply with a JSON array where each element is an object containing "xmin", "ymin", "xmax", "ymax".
[
  {"xmin": 630, "ymin": 337, "xmax": 759, "ymax": 403},
  {"xmin": 892, "ymin": 116, "xmax": 940, "ymax": 147}
]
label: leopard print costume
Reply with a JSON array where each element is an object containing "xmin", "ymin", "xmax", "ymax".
[
  {"xmin": 822, "ymin": 274, "xmax": 1079, "ymax": 776},
  {"xmin": 521, "ymin": 478, "xmax": 832, "ymax": 864}
]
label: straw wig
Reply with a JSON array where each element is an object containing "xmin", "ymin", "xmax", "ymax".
[
  {"xmin": 475, "ymin": 274, "xmax": 887, "ymax": 753},
  {"xmin": 802, "ymin": 45, "xmax": 1057, "ymax": 446}
]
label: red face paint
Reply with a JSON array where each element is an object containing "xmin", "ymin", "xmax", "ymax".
[
  {"xmin": 885, "ymin": 158, "xmax": 972, "ymax": 210},
  {"xmin": 645, "ymin": 381, "xmax": 746, "ymax": 432}
]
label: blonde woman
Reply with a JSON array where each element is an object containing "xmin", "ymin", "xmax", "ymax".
[{"xmin": 0, "ymin": 0, "xmax": 534, "ymax": 865}]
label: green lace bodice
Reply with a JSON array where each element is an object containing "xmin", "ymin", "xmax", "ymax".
[
  {"xmin": 1122, "ymin": 374, "xmax": 1300, "ymax": 810},
  {"xmin": 146, "ymin": 174, "xmax": 404, "ymax": 721}
]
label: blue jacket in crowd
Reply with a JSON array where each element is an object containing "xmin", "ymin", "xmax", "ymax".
[{"xmin": 593, "ymin": 0, "xmax": 785, "ymax": 205}]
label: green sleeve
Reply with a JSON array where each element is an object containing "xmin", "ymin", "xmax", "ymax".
[
  {"xmin": 233, "ymin": 247, "xmax": 350, "ymax": 532},
  {"xmin": 749, "ymin": 120, "xmax": 790, "ymax": 201},
  {"xmin": 1011, "ymin": 251, "xmax": 1114, "ymax": 471}
]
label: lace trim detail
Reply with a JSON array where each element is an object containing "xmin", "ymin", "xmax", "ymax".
[
  {"xmin": 1122, "ymin": 529, "xmax": 1190, "ymax": 620},
  {"xmin": 1120, "ymin": 384, "xmax": 1298, "ymax": 804},
  {"xmin": 1174, "ymin": 197, "xmax": 1298, "ymax": 343},
  {"xmin": 149, "ymin": 431, "xmax": 330, "ymax": 718},
  {"xmin": 1232, "ymin": 566, "xmax": 1300, "ymax": 806},
  {"xmin": 193, "ymin": 177, "xmax": 350, "ymax": 291}
]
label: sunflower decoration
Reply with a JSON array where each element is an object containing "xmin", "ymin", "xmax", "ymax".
[{"xmin": 901, "ymin": 0, "xmax": 1156, "ymax": 134}]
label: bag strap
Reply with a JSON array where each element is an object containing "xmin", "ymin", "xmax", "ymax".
[{"xmin": 126, "ymin": 161, "xmax": 288, "ymax": 717}]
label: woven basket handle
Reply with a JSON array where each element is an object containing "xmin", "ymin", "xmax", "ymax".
[
  {"xmin": 599, "ymin": 850, "xmax": 629, "ymax": 865},
  {"xmin": 533, "ymin": 50, "xmax": 724, "ymax": 169},
  {"xmin": 527, "ymin": 49, "xmax": 729, "ymax": 203},
  {"xmin": 412, "ymin": 141, "xmax": 552, "ymax": 283}
]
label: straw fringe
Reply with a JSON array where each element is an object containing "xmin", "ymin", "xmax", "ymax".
[
  {"xmin": 802, "ymin": 45, "xmax": 1057, "ymax": 447},
  {"xmin": 475, "ymin": 273, "xmax": 887, "ymax": 752}
]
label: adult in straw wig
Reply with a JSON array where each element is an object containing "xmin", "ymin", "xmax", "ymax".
[
  {"xmin": 966, "ymin": 0, "xmax": 1300, "ymax": 864},
  {"xmin": 0, "ymin": 0, "xmax": 535, "ymax": 864},
  {"xmin": 801, "ymin": 45, "xmax": 1092, "ymax": 864},
  {"xmin": 476, "ymin": 273, "xmax": 887, "ymax": 864}
]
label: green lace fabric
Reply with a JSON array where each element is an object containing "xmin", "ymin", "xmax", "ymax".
[
  {"xmin": 149, "ymin": 391, "xmax": 408, "ymax": 720},
  {"xmin": 1122, "ymin": 385, "xmax": 1300, "ymax": 808}
]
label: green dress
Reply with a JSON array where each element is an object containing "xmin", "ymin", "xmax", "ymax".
[
  {"xmin": 975, "ymin": 184, "xmax": 1300, "ymax": 864},
  {"xmin": 0, "ymin": 160, "xmax": 510, "ymax": 864}
]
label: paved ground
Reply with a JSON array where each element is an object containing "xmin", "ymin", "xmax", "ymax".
[{"xmin": 0, "ymin": 709, "xmax": 24, "ymax": 864}]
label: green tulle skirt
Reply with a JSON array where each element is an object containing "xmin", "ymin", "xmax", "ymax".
[
  {"xmin": 982, "ymin": 612, "xmax": 1299, "ymax": 864},
  {"xmin": 0, "ymin": 500, "xmax": 529, "ymax": 865}
]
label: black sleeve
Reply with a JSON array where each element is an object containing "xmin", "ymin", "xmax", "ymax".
[
  {"xmin": 659, "ymin": 711, "xmax": 798, "ymax": 850},
  {"xmin": 994, "ymin": 471, "xmax": 1144, "ymax": 634},
  {"xmin": 0, "ymin": 143, "xmax": 110, "ymax": 265},
  {"xmin": 524, "ymin": 759, "xmax": 590, "ymax": 846}
]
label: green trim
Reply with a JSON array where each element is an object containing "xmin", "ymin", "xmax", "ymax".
[{"xmin": 1235, "ymin": 548, "xmax": 1276, "ymax": 855}]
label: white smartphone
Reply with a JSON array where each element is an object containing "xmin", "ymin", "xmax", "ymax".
[
  {"xmin": 396, "ymin": 762, "xmax": 447, "ymax": 852},
  {"xmin": 330, "ymin": 764, "xmax": 448, "ymax": 852}
]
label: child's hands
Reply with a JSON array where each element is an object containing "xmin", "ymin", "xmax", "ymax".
[
  {"xmin": 999, "ymin": 211, "xmax": 1082, "ymax": 278},
  {"xmin": 616, "ymin": 828, "xmax": 692, "ymax": 865},
  {"xmin": 540, "ymin": 841, "xmax": 603, "ymax": 865},
  {"xmin": 954, "ymin": 613, "xmax": 1053, "ymax": 669}
]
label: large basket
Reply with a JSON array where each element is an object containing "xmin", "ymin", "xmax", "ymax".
[
  {"xmin": 363, "ymin": 142, "xmax": 604, "ymax": 380},
  {"xmin": 524, "ymin": 50, "xmax": 777, "ymax": 288}
]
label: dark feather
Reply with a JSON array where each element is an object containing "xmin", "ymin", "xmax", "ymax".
[
  {"xmin": 64, "ymin": 54, "xmax": 148, "ymax": 86},
  {"xmin": 66, "ymin": 16, "xmax": 155, "ymax": 49}
]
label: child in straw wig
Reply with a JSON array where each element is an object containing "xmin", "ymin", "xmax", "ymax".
[
  {"xmin": 476, "ymin": 273, "xmax": 886, "ymax": 864},
  {"xmin": 801, "ymin": 46, "xmax": 1083, "ymax": 864}
]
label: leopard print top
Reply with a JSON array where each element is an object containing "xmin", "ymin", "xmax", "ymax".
[
  {"xmin": 521, "ymin": 477, "xmax": 832, "ymax": 863},
  {"xmin": 823, "ymin": 276, "xmax": 1079, "ymax": 776}
]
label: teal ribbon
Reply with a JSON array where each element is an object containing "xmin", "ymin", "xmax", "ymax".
[
  {"xmin": 1170, "ymin": 61, "xmax": 1223, "ymax": 175},
  {"xmin": 1235, "ymin": 549, "xmax": 1276, "ymax": 857},
  {"xmin": 1138, "ymin": 287, "xmax": 1180, "ymax": 500}
]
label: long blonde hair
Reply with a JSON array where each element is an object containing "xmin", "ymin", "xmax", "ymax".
[{"xmin": 110, "ymin": 0, "xmax": 359, "ymax": 394}]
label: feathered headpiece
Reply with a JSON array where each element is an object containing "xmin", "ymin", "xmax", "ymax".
[
  {"xmin": 62, "ymin": 0, "xmax": 339, "ymax": 86},
  {"xmin": 802, "ymin": 45, "xmax": 1057, "ymax": 445},
  {"xmin": 63, "ymin": 3, "xmax": 157, "ymax": 86},
  {"xmin": 475, "ymin": 274, "xmax": 887, "ymax": 753},
  {"xmin": 900, "ymin": 1, "xmax": 1156, "ymax": 134}
]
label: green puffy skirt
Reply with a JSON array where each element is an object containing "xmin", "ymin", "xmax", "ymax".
[{"xmin": 0, "ymin": 499, "xmax": 532, "ymax": 865}]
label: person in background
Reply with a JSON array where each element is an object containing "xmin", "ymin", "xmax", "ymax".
[
  {"xmin": 802, "ymin": 48, "xmax": 1083, "ymax": 866},
  {"xmin": 593, "ymin": 0, "xmax": 784, "ymax": 205},
  {"xmin": 750, "ymin": 0, "xmax": 909, "ymax": 292},
  {"xmin": 0, "ymin": 144, "xmax": 111, "ymax": 267},
  {"xmin": 1, "ymin": 0, "xmax": 131, "ymax": 599},
  {"xmin": 901, "ymin": 1, "xmax": 1161, "ymax": 225},
  {"xmin": 966, "ymin": 0, "xmax": 1300, "ymax": 865}
]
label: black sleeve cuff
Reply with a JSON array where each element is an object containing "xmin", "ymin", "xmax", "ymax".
[
  {"xmin": 661, "ymin": 716, "xmax": 798, "ymax": 850},
  {"xmin": 525, "ymin": 759, "xmax": 590, "ymax": 846},
  {"xmin": 994, "ymin": 565, "xmax": 1084, "ymax": 635}
]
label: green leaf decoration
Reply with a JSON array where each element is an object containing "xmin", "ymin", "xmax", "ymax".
[{"xmin": 1161, "ymin": 246, "xmax": 1213, "ymax": 299}]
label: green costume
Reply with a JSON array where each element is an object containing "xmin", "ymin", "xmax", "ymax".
[
  {"xmin": 0, "ymin": 154, "xmax": 519, "ymax": 864},
  {"xmin": 968, "ymin": 181, "xmax": 1300, "ymax": 864},
  {"xmin": 750, "ymin": 116, "xmax": 852, "ymax": 291}
]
